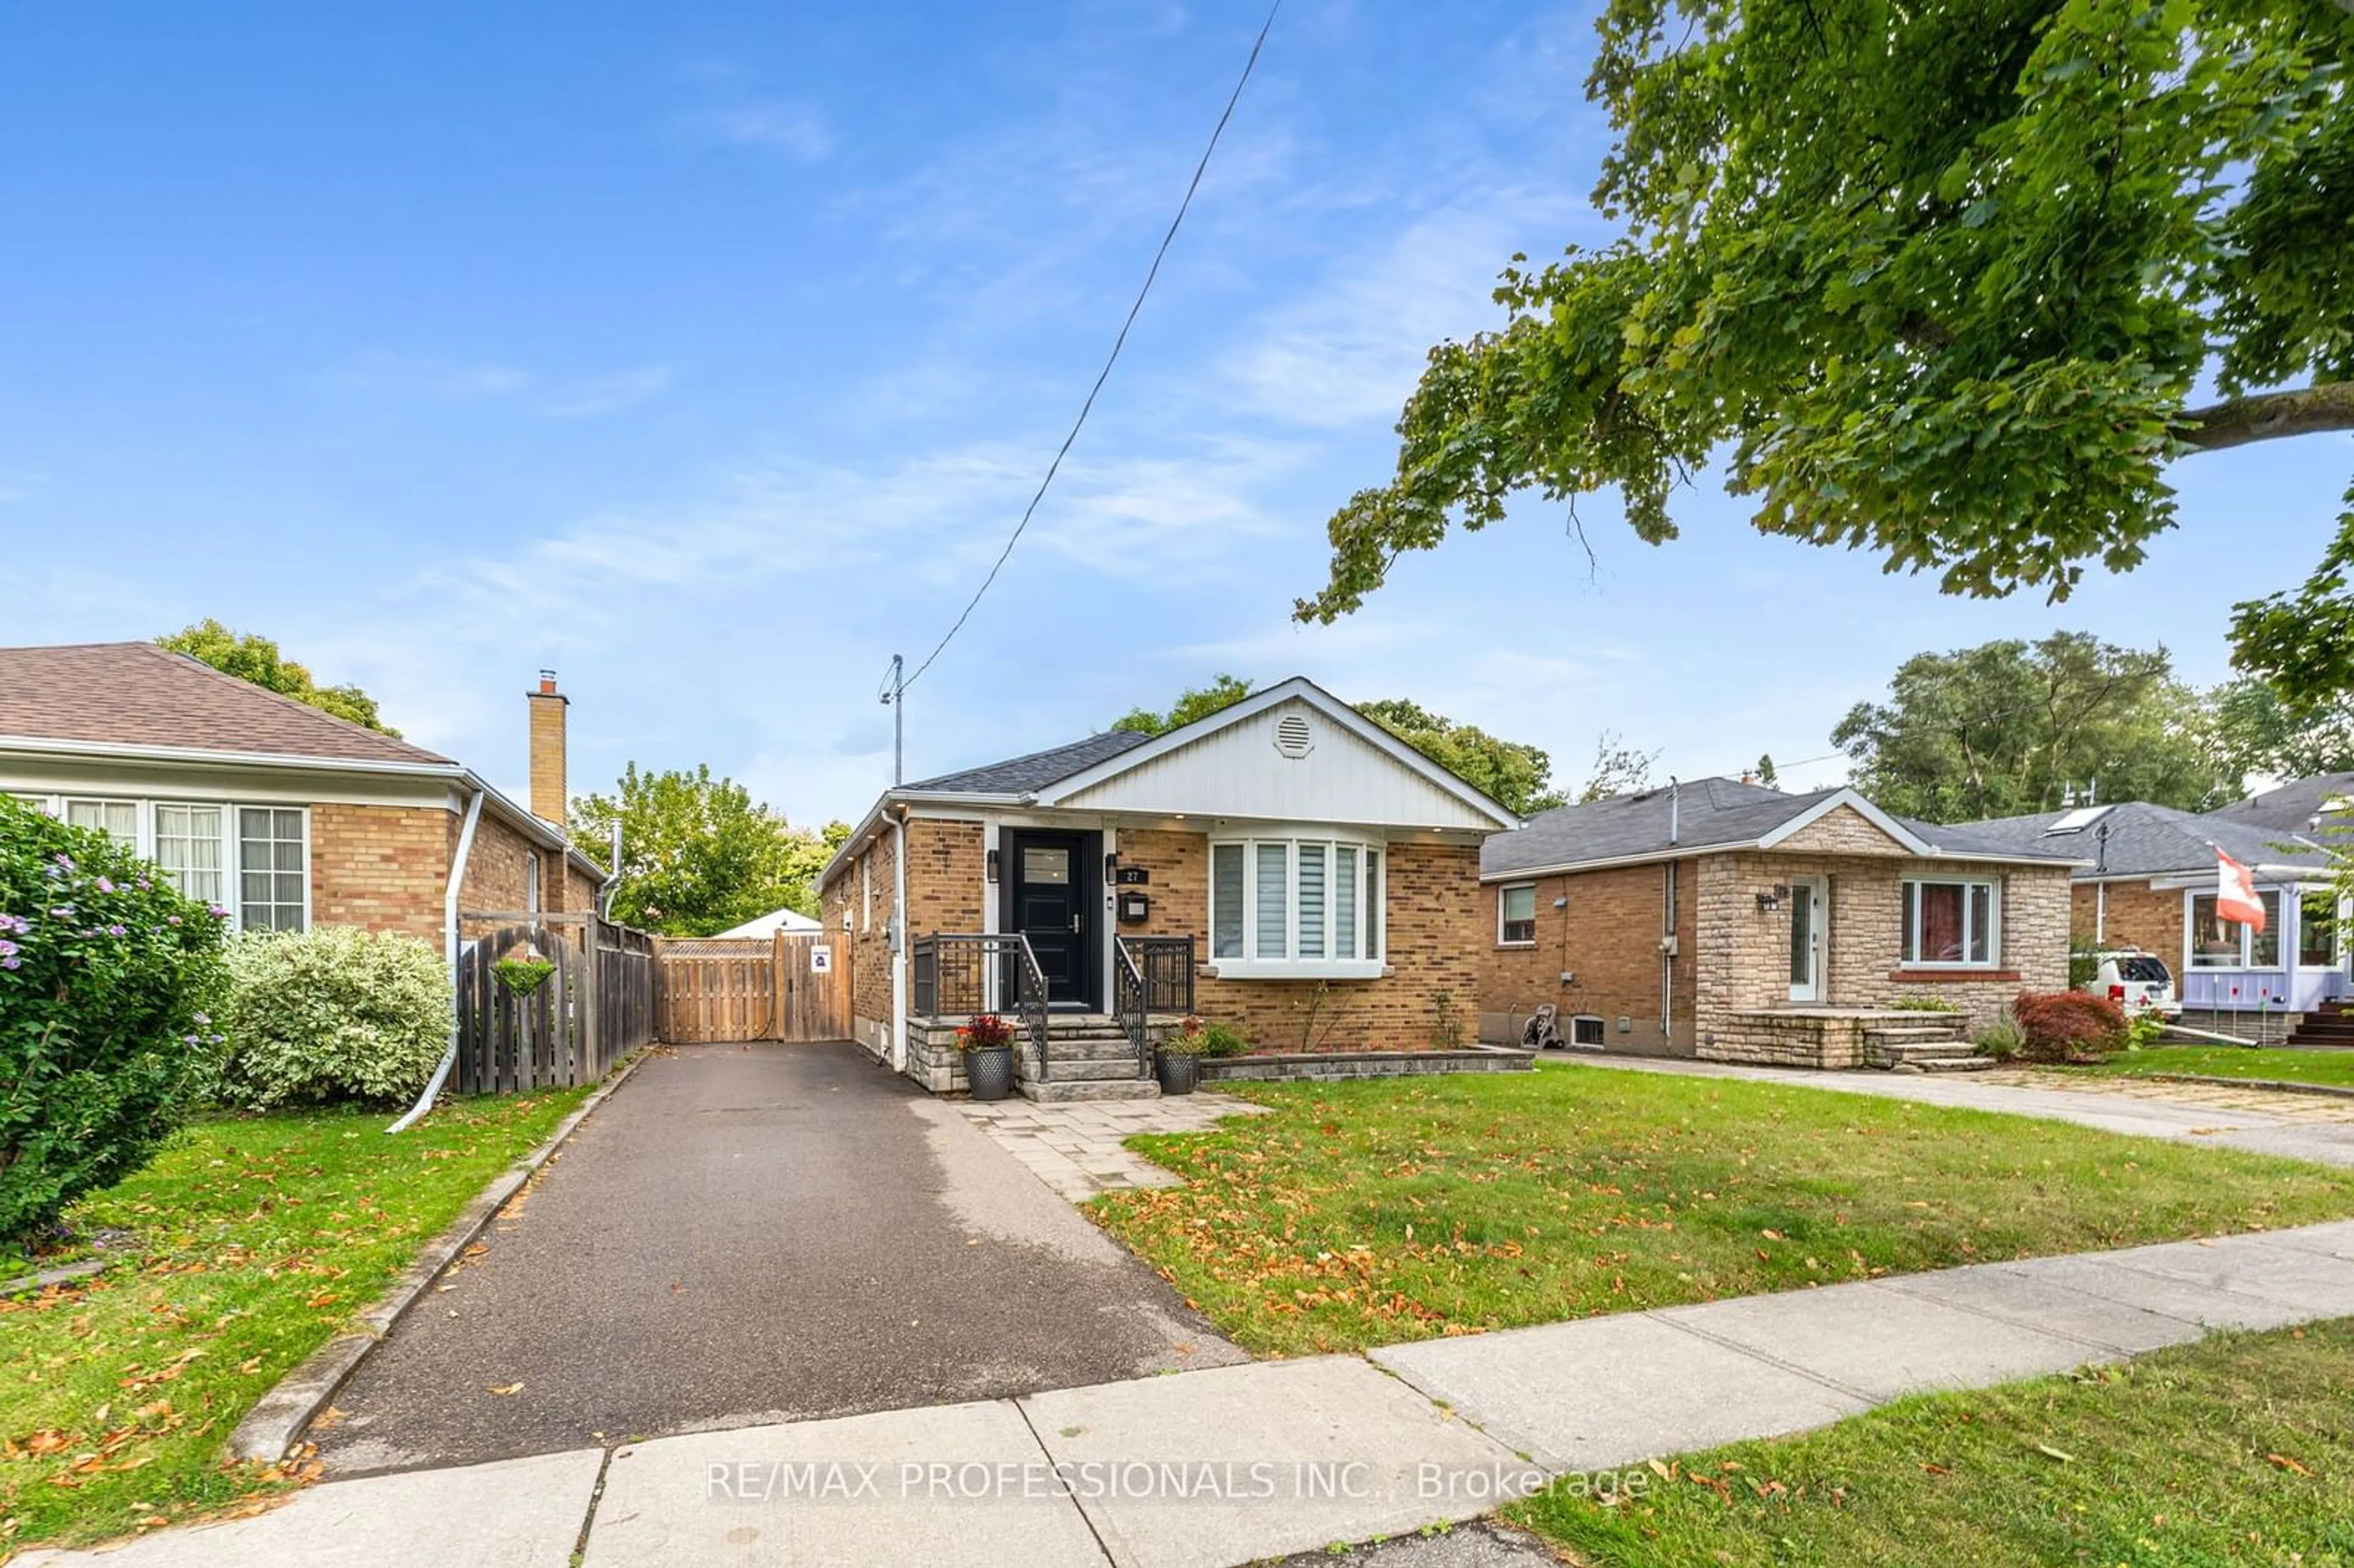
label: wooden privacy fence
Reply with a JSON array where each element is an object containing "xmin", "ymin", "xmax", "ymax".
[
  {"xmin": 454, "ymin": 914, "xmax": 658, "ymax": 1094},
  {"xmin": 656, "ymin": 931, "xmax": 848, "ymax": 1043}
]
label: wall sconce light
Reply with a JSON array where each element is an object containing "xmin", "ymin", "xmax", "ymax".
[
  {"xmin": 985, "ymin": 848, "xmax": 1000, "ymax": 884},
  {"xmin": 1104, "ymin": 851, "xmax": 1121, "ymax": 883},
  {"xmin": 1754, "ymin": 888, "xmax": 1782, "ymax": 912}
]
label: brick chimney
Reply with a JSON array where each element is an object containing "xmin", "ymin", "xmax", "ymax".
[{"xmin": 527, "ymin": 669, "xmax": 568, "ymax": 828}]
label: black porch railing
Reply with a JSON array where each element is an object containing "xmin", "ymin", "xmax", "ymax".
[
  {"xmin": 910, "ymin": 933, "xmax": 1051, "ymax": 1079},
  {"xmin": 1113, "ymin": 935, "xmax": 1195, "ymax": 1076}
]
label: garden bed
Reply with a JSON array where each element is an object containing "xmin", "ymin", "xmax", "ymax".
[
  {"xmin": 1198, "ymin": 1045, "xmax": 1532, "ymax": 1083},
  {"xmin": 1091, "ymin": 1062, "xmax": 2354, "ymax": 1357}
]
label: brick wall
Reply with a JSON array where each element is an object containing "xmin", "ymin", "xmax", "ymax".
[
  {"xmin": 1115, "ymin": 829, "xmax": 1483, "ymax": 1052},
  {"xmin": 1772, "ymin": 804, "xmax": 1914, "ymax": 858},
  {"xmin": 1694, "ymin": 851, "xmax": 2073, "ymax": 1045},
  {"xmin": 1476, "ymin": 862, "xmax": 1698, "ymax": 1053},
  {"xmin": 905, "ymin": 819, "xmax": 985, "ymax": 936},
  {"xmin": 828, "ymin": 827, "xmax": 898, "ymax": 1042},
  {"xmin": 2079, "ymin": 880, "xmax": 2179, "ymax": 959},
  {"xmin": 310, "ymin": 803, "xmax": 455, "ymax": 943},
  {"xmin": 457, "ymin": 812, "xmax": 537, "ymax": 938},
  {"xmin": 527, "ymin": 688, "xmax": 567, "ymax": 828}
]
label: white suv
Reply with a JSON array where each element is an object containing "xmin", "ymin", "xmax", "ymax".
[{"xmin": 2083, "ymin": 949, "xmax": 2181, "ymax": 1020}]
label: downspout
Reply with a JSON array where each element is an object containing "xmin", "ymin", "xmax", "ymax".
[
  {"xmin": 389, "ymin": 785, "xmax": 486, "ymax": 1134},
  {"xmin": 890, "ymin": 804, "xmax": 909, "ymax": 1073}
]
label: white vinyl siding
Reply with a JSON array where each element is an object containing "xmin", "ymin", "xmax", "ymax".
[{"xmin": 1208, "ymin": 834, "xmax": 1385, "ymax": 978}]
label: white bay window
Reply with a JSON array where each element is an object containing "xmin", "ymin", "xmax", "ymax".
[{"xmin": 1209, "ymin": 834, "xmax": 1384, "ymax": 977}]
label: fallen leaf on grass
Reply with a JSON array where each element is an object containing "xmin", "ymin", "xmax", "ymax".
[
  {"xmin": 2266, "ymin": 1453, "xmax": 2312, "ymax": 1476},
  {"xmin": 2035, "ymin": 1444, "xmax": 2076, "ymax": 1464},
  {"xmin": 487, "ymin": 1382, "xmax": 524, "ymax": 1396}
]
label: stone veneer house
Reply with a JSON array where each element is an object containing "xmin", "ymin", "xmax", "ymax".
[
  {"xmin": 1478, "ymin": 777, "xmax": 2079, "ymax": 1069},
  {"xmin": 0, "ymin": 642, "xmax": 604, "ymax": 954},
  {"xmin": 1954, "ymin": 786, "xmax": 2347, "ymax": 1042},
  {"xmin": 818, "ymin": 677, "xmax": 1520, "ymax": 1098}
]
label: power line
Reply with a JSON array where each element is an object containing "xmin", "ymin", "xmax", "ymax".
[{"xmin": 901, "ymin": 0, "xmax": 1282, "ymax": 691}]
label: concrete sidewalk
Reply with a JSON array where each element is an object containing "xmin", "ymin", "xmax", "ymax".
[
  {"xmin": 1557, "ymin": 1054, "xmax": 2354, "ymax": 1168},
  {"xmin": 26, "ymin": 1220, "xmax": 2354, "ymax": 1568}
]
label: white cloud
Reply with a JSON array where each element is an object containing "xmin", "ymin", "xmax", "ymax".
[
  {"xmin": 533, "ymin": 366, "xmax": 675, "ymax": 419},
  {"xmin": 699, "ymin": 101, "xmax": 834, "ymax": 162}
]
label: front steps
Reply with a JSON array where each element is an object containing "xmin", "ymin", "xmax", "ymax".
[
  {"xmin": 1864, "ymin": 1017, "xmax": 1992, "ymax": 1073},
  {"xmin": 1018, "ymin": 1016, "xmax": 1160, "ymax": 1102}
]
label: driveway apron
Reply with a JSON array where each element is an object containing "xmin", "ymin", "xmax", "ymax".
[{"xmin": 314, "ymin": 1041, "xmax": 1241, "ymax": 1474}]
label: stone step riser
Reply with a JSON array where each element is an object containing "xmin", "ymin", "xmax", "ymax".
[
  {"xmin": 1019, "ymin": 1079, "xmax": 1163, "ymax": 1103},
  {"xmin": 1021, "ymin": 1062, "xmax": 1153, "ymax": 1084}
]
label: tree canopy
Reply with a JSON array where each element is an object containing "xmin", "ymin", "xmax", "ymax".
[
  {"xmin": 1110, "ymin": 674, "xmax": 1255, "ymax": 736},
  {"xmin": 569, "ymin": 764, "xmax": 844, "ymax": 935},
  {"xmin": 2201, "ymin": 676, "xmax": 2354, "ymax": 785},
  {"xmin": 1107, "ymin": 678, "xmax": 1570, "ymax": 816},
  {"xmin": 1296, "ymin": 1, "xmax": 2354, "ymax": 705},
  {"xmin": 1832, "ymin": 631, "xmax": 2231, "ymax": 821},
  {"xmin": 158, "ymin": 620, "xmax": 397, "ymax": 734}
]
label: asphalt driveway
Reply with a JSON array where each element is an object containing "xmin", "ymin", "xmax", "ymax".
[{"xmin": 315, "ymin": 1041, "xmax": 1243, "ymax": 1474}]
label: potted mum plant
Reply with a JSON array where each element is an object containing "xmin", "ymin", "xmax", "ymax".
[
  {"xmin": 1155, "ymin": 1014, "xmax": 1205, "ymax": 1096},
  {"xmin": 957, "ymin": 1012, "xmax": 1018, "ymax": 1102}
]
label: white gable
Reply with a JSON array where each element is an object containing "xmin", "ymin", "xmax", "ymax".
[{"xmin": 1042, "ymin": 695, "xmax": 1508, "ymax": 831}]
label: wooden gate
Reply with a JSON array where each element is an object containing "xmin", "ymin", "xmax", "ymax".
[
  {"xmin": 656, "ymin": 931, "xmax": 848, "ymax": 1043},
  {"xmin": 454, "ymin": 916, "xmax": 658, "ymax": 1094}
]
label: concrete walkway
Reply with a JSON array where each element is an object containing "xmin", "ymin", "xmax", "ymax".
[
  {"xmin": 1556, "ymin": 1053, "xmax": 2354, "ymax": 1168},
  {"xmin": 28, "ymin": 1220, "xmax": 2354, "ymax": 1568},
  {"xmin": 954, "ymin": 1093, "xmax": 1272, "ymax": 1201},
  {"xmin": 310, "ymin": 1043, "xmax": 1243, "ymax": 1475}
]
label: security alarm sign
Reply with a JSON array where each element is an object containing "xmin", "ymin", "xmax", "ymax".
[{"xmin": 809, "ymin": 944, "xmax": 834, "ymax": 974}]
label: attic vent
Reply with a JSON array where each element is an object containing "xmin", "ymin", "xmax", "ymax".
[{"xmin": 1273, "ymin": 713, "xmax": 1315, "ymax": 759}]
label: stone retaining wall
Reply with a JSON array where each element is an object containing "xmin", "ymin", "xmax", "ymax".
[{"xmin": 1198, "ymin": 1046, "xmax": 1533, "ymax": 1083}]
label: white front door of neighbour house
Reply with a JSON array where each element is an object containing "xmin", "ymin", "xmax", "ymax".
[{"xmin": 1787, "ymin": 877, "xmax": 1827, "ymax": 1003}]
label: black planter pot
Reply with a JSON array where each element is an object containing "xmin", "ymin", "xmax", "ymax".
[
  {"xmin": 1155, "ymin": 1049, "xmax": 1200, "ymax": 1096},
  {"xmin": 965, "ymin": 1044, "xmax": 1015, "ymax": 1102}
]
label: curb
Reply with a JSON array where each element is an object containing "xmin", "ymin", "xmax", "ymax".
[
  {"xmin": 2134, "ymin": 1070, "xmax": 2354, "ymax": 1102},
  {"xmin": 226, "ymin": 1050, "xmax": 652, "ymax": 1464},
  {"xmin": 0, "ymin": 1258, "xmax": 106, "ymax": 1298}
]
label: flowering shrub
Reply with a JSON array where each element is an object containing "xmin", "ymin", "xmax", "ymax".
[
  {"xmin": 2011, "ymin": 990, "xmax": 2128, "ymax": 1062},
  {"xmin": 0, "ymin": 797, "xmax": 227, "ymax": 1244},
  {"xmin": 216, "ymin": 926, "xmax": 452, "ymax": 1109},
  {"xmin": 954, "ymin": 1013, "xmax": 1016, "ymax": 1051}
]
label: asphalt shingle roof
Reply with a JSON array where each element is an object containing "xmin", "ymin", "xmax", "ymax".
[
  {"xmin": 902, "ymin": 728, "xmax": 1153, "ymax": 795},
  {"xmin": 0, "ymin": 642, "xmax": 454, "ymax": 768},
  {"xmin": 1480, "ymin": 776, "xmax": 2087, "ymax": 878},
  {"xmin": 2207, "ymin": 772, "xmax": 2354, "ymax": 835},
  {"xmin": 1952, "ymin": 801, "xmax": 2328, "ymax": 878}
]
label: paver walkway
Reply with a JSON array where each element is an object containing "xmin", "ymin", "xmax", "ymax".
[
  {"xmin": 1552, "ymin": 1053, "xmax": 2354, "ymax": 1168},
  {"xmin": 308, "ymin": 1042, "xmax": 1242, "ymax": 1475},
  {"xmin": 31, "ymin": 1220, "xmax": 2354, "ymax": 1568},
  {"xmin": 954, "ymin": 1092, "xmax": 1271, "ymax": 1200},
  {"xmin": 1973, "ymin": 1065, "xmax": 2354, "ymax": 1121}
]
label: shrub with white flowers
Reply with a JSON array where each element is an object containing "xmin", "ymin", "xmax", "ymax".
[
  {"xmin": 216, "ymin": 924, "xmax": 453, "ymax": 1110},
  {"xmin": 1, "ymin": 797, "xmax": 228, "ymax": 1245}
]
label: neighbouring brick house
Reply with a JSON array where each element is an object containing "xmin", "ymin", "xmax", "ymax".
[
  {"xmin": 1478, "ymin": 777, "xmax": 2079, "ymax": 1070},
  {"xmin": 1953, "ymin": 784, "xmax": 2349, "ymax": 1042},
  {"xmin": 818, "ymin": 677, "xmax": 1520, "ymax": 1098},
  {"xmin": 0, "ymin": 642, "xmax": 605, "ymax": 956}
]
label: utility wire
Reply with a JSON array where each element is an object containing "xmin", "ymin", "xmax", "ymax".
[{"xmin": 902, "ymin": 0, "xmax": 1282, "ymax": 690}]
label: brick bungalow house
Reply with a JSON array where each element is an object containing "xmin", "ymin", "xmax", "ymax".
[
  {"xmin": 0, "ymin": 642, "xmax": 604, "ymax": 956},
  {"xmin": 818, "ymin": 677, "xmax": 1521, "ymax": 1098},
  {"xmin": 1478, "ymin": 777, "xmax": 2079, "ymax": 1069},
  {"xmin": 1954, "ymin": 789, "xmax": 2345, "ymax": 1041}
]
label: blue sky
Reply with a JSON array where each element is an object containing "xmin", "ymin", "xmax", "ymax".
[{"xmin": 4, "ymin": 2, "xmax": 2348, "ymax": 828}]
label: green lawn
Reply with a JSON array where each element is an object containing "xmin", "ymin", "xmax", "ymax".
[
  {"xmin": 2072, "ymin": 1045, "xmax": 2354, "ymax": 1089},
  {"xmin": 1512, "ymin": 1319, "xmax": 2354, "ymax": 1567},
  {"xmin": 1091, "ymin": 1065, "xmax": 2354, "ymax": 1357},
  {"xmin": 0, "ymin": 1089, "xmax": 588, "ymax": 1552}
]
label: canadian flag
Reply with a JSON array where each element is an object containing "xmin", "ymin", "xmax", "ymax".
[{"xmin": 2217, "ymin": 850, "xmax": 2266, "ymax": 932}]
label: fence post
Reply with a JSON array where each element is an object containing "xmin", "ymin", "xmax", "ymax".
[{"xmin": 582, "ymin": 916, "xmax": 602, "ymax": 1084}]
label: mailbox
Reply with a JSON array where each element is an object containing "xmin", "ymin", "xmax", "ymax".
[{"xmin": 1118, "ymin": 891, "xmax": 1152, "ymax": 924}]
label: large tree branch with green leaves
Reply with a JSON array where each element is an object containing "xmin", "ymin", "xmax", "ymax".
[{"xmin": 1297, "ymin": 1, "xmax": 2353, "ymax": 703}]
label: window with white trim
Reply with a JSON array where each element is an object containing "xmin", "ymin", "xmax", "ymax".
[
  {"xmin": 1208, "ymin": 835, "xmax": 1383, "ymax": 974},
  {"xmin": 2190, "ymin": 890, "xmax": 2282, "ymax": 968},
  {"xmin": 238, "ymin": 807, "xmax": 308, "ymax": 932},
  {"xmin": 1498, "ymin": 883, "xmax": 1537, "ymax": 945},
  {"xmin": 65, "ymin": 798, "xmax": 140, "ymax": 853},
  {"xmin": 152, "ymin": 804, "xmax": 226, "ymax": 905},
  {"xmin": 1900, "ymin": 878, "xmax": 1999, "ymax": 967},
  {"xmin": 525, "ymin": 850, "xmax": 543, "ymax": 915}
]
